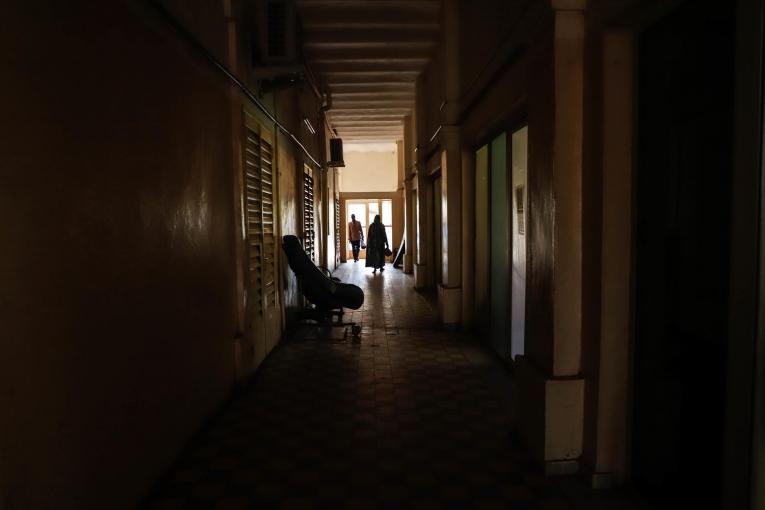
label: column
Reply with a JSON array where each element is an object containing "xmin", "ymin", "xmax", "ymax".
[
  {"xmin": 414, "ymin": 165, "xmax": 429, "ymax": 290},
  {"xmin": 403, "ymin": 115, "xmax": 415, "ymax": 274},
  {"xmin": 516, "ymin": 0, "xmax": 586, "ymax": 476},
  {"xmin": 438, "ymin": 126, "xmax": 462, "ymax": 327},
  {"xmin": 435, "ymin": 0, "xmax": 462, "ymax": 327}
]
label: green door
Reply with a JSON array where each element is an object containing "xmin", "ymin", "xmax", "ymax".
[{"xmin": 490, "ymin": 133, "xmax": 509, "ymax": 359}]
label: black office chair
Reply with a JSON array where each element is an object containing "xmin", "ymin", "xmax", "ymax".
[{"xmin": 282, "ymin": 235, "xmax": 363, "ymax": 338}]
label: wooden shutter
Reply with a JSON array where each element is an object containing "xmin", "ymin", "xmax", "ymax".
[
  {"xmin": 244, "ymin": 119, "xmax": 277, "ymax": 315},
  {"xmin": 260, "ymin": 138, "xmax": 276, "ymax": 310},
  {"xmin": 303, "ymin": 166, "xmax": 315, "ymax": 262}
]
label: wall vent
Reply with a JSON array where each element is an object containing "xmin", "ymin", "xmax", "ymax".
[{"xmin": 256, "ymin": 0, "xmax": 297, "ymax": 65}]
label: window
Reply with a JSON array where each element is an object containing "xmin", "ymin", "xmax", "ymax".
[
  {"xmin": 381, "ymin": 199, "xmax": 393, "ymax": 246},
  {"xmin": 334, "ymin": 198, "xmax": 340, "ymax": 263},
  {"xmin": 345, "ymin": 198, "xmax": 394, "ymax": 260}
]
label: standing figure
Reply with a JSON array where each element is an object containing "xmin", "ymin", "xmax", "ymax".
[
  {"xmin": 365, "ymin": 214, "xmax": 388, "ymax": 273},
  {"xmin": 348, "ymin": 213, "xmax": 364, "ymax": 262}
]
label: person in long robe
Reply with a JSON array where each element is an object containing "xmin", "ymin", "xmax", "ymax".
[{"xmin": 365, "ymin": 214, "xmax": 388, "ymax": 273}]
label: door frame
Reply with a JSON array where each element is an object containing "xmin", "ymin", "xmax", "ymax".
[
  {"xmin": 595, "ymin": 0, "xmax": 764, "ymax": 503},
  {"xmin": 339, "ymin": 191, "xmax": 403, "ymax": 263},
  {"xmin": 473, "ymin": 114, "xmax": 529, "ymax": 365},
  {"xmin": 731, "ymin": 1, "xmax": 765, "ymax": 508}
]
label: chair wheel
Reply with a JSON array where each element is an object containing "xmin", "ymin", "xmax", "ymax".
[{"xmin": 352, "ymin": 325, "xmax": 362, "ymax": 336}]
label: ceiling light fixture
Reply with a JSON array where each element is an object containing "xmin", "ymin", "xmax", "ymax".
[{"xmin": 303, "ymin": 117, "xmax": 316, "ymax": 135}]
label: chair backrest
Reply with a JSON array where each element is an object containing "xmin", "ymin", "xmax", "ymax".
[{"xmin": 282, "ymin": 235, "xmax": 364, "ymax": 310}]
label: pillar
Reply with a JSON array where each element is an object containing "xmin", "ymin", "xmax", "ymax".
[
  {"xmin": 588, "ymin": 30, "xmax": 632, "ymax": 487},
  {"xmin": 435, "ymin": 0, "xmax": 462, "ymax": 328},
  {"xmin": 413, "ymin": 167, "xmax": 429, "ymax": 290},
  {"xmin": 403, "ymin": 115, "xmax": 415, "ymax": 274},
  {"xmin": 438, "ymin": 126, "xmax": 462, "ymax": 327},
  {"xmin": 460, "ymin": 150, "xmax": 475, "ymax": 329},
  {"xmin": 516, "ymin": 0, "xmax": 586, "ymax": 475}
]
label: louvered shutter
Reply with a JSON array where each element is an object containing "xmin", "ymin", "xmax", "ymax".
[
  {"xmin": 260, "ymin": 138, "xmax": 277, "ymax": 310},
  {"xmin": 303, "ymin": 166, "xmax": 315, "ymax": 262},
  {"xmin": 244, "ymin": 120, "xmax": 277, "ymax": 315}
]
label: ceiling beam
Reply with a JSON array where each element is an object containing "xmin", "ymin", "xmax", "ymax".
[
  {"xmin": 330, "ymin": 108, "xmax": 412, "ymax": 115},
  {"xmin": 302, "ymin": 27, "xmax": 438, "ymax": 45},
  {"xmin": 332, "ymin": 99, "xmax": 414, "ymax": 110},
  {"xmin": 329, "ymin": 82, "xmax": 415, "ymax": 94},
  {"xmin": 323, "ymin": 71, "xmax": 419, "ymax": 81},
  {"xmin": 329, "ymin": 110, "xmax": 404, "ymax": 122},
  {"xmin": 304, "ymin": 46, "xmax": 432, "ymax": 62},
  {"xmin": 302, "ymin": 21, "xmax": 439, "ymax": 31},
  {"xmin": 295, "ymin": 0, "xmax": 440, "ymax": 14},
  {"xmin": 304, "ymin": 41, "xmax": 436, "ymax": 51},
  {"xmin": 310, "ymin": 57, "xmax": 429, "ymax": 67},
  {"xmin": 331, "ymin": 119, "xmax": 403, "ymax": 125},
  {"xmin": 332, "ymin": 92, "xmax": 415, "ymax": 100}
]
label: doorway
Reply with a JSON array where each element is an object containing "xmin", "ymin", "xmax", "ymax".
[
  {"xmin": 510, "ymin": 126, "xmax": 528, "ymax": 360},
  {"xmin": 632, "ymin": 1, "xmax": 735, "ymax": 507},
  {"xmin": 475, "ymin": 145, "xmax": 490, "ymax": 335},
  {"xmin": 345, "ymin": 198, "xmax": 393, "ymax": 260},
  {"xmin": 432, "ymin": 173, "xmax": 443, "ymax": 286}
]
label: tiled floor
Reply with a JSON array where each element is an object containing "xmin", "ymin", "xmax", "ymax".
[{"xmin": 145, "ymin": 262, "xmax": 576, "ymax": 509}]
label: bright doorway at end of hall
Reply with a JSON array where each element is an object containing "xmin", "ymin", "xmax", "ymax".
[{"xmin": 345, "ymin": 198, "xmax": 393, "ymax": 260}]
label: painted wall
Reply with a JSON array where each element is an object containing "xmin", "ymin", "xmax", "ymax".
[
  {"xmin": 0, "ymin": 1, "xmax": 332, "ymax": 507},
  {"xmin": 338, "ymin": 145, "xmax": 399, "ymax": 192},
  {"xmin": 0, "ymin": 2, "xmax": 239, "ymax": 507},
  {"xmin": 413, "ymin": 0, "xmax": 564, "ymax": 464}
]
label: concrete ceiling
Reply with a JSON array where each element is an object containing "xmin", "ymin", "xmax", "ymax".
[{"xmin": 294, "ymin": 0, "xmax": 441, "ymax": 142}]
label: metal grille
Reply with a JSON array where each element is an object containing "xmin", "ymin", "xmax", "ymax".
[
  {"xmin": 266, "ymin": 1, "xmax": 287, "ymax": 58},
  {"xmin": 303, "ymin": 166, "xmax": 315, "ymax": 262},
  {"xmin": 244, "ymin": 123, "xmax": 277, "ymax": 314}
]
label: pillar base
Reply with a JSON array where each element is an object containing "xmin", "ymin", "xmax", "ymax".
[
  {"xmin": 414, "ymin": 264, "xmax": 427, "ymax": 289},
  {"xmin": 589, "ymin": 471, "xmax": 617, "ymax": 490},
  {"xmin": 438, "ymin": 284, "xmax": 461, "ymax": 328},
  {"xmin": 515, "ymin": 356, "xmax": 584, "ymax": 472},
  {"xmin": 403, "ymin": 253, "xmax": 414, "ymax": 274},
  {"xmin": 545, "ymin": 459, "xmax": 580, "ymax": 476}
]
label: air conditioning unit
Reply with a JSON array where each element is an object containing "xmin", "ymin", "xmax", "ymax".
[
  {"xmin": 328, "ymin": 138, "xmax": 345, "ymax": 168},
  {"xmin": 256, "ymin": 0, "xmax": 298, "ymax": 66}
]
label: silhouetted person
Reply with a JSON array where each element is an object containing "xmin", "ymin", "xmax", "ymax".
[
  {"xmin": 348, "ymin": 214, "xmax": 363, "ymax": 262},
  {"xmin": 365, "ymin": 214, "xmax": 388, "ymax": 273}
]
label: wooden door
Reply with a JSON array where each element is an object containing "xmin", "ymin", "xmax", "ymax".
[
  {"xmin": 244, "ymin": 112, "xmax": 279, "ymax": 369},
  {"xmin": 632, "ymin": 3, "xmax": 734, "ymax": 505}
]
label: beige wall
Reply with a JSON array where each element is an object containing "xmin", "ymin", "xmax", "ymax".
[
  {"xmin": 0, "ymin": 2, "xmax": 239, "ymax": 507},
  {"xmin": 0, "ymin": 1, "xmax": 330, "ymax": 507},
  {"xmin": 338, "ymin": 145, "xmax": 399, "ymax": 192}
]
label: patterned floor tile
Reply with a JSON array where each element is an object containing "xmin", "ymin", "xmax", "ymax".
[{"xmin": 144, "ymin": 262, "xmax": 576, "ymax": 509}]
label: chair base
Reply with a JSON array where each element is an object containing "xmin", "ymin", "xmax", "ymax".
[{"xmin": 296, "ymin": 305, "xmax": 361, "ymax": 338}]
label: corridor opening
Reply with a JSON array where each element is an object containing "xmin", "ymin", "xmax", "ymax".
[
  {"xmin": 432, "ymin": 172, "xmax": 443, "ymax": 286},
  {"xmin": 345, "ymin": 198, "xmax": 393, "ymax": 261}
]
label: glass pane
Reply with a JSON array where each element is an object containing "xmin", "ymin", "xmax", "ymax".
[
  {"xmin": 385, "ymin": 226, "xmax": 393, "ymax": 246},
  {"xmin": 511, "ymin": 126, "xmax": 528, "ymax": 360},
  {"xmin": 368, "ymin": 200, "xmax": 379, "ymax": 225},
  {"xmin": 382, "ymin": 199, "xmax": 392, "ymax": 226},
  {"xmin": 490, "ymin": 132, "xmax": 509, "ymax": 359},
  {"xmin": 348, "ymin": 202, "xmax": 366, "ymax": 228}
]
